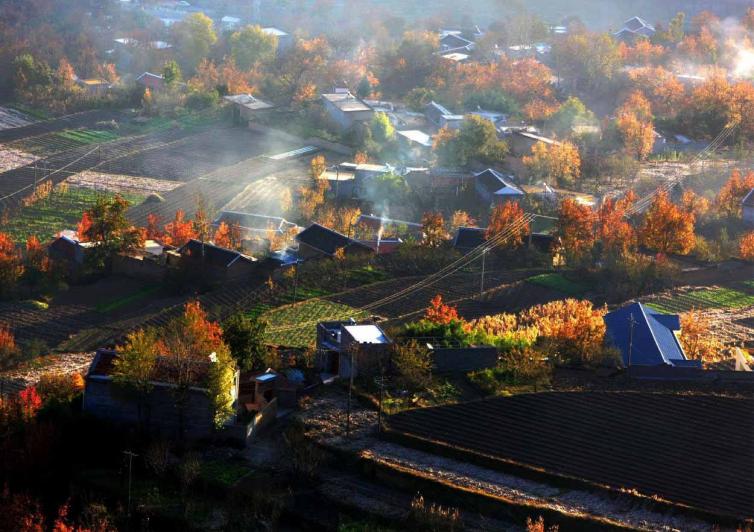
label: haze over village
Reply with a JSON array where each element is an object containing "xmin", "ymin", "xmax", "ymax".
[{"xmin": 0, "ymin": 0, "xmax": 753, "ymax": 530}]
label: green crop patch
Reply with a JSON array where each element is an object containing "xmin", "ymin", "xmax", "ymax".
[
  {"xmin": 526, "ymin": 273, "xmax": 587, "ymax": 296},
  {"xmin": 260, "ymin": 299, "xmax": 368, "ymax": 347},
  {"xmin": 645, "ymin": 287, "xmax": 754, "ymax": 314}
]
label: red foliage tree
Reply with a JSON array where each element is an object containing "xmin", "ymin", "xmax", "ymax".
[
  {"xmin": 554, "ymin": 199, "xmax": 596, "ymax": 265},
  {"xmin": 163, "ymin": 210, "xmax": 197, "ymax": 247},
  {"xmin": 425, "ymin": 295, "xmax": 459, "ymax": 325}
]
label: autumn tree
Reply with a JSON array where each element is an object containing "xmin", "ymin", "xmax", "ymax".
[
  {"xmin": 615, "ymin": 91, "xmax": 654, "ymax": 160},
  {"xmin": 679, "ymin": 310, "xmax": 724, "ymax": 365},
  {"xmin": 421, "ymin": 211, "xmax": 447, "ymax": 247},
  {"xmin": 486, "ymin": 201, "xmax": 529, "ymax": 249},
  {"xmin": 640, "ymin": 190, "xmax": 695, "ymax": 255},
  {"xmin": 162, "ymin": 60, "xmax": 183, "ymax": 87},
  {"xmin": 113, "ymin": 328, "xmax": 159, "ymax": 430},
  {"xmin": 0, "ymin": 324, "xmax": 18, "ymax": 366},
  {"xmin": 23, "ymin": 235, "xmax": 49, "ymax": 285},
  {"xmin": 145, "ymin": 213, "xmax": 164, "ymax": 240},
  {"xmin": 597, "ymin": 193, "xmax": 637, "ymax": 258},
  {"xmin": 523, "ymin": 141, "xmax": 581, "ymax": 188},
  {"xmin": 230, "ymin": 25, "xmax": 278, "ymax": 70},
  {"xmin": 449, "ymin": 210, "xmax": 475, "ymax": 231},
  {"xmin": 680, "ymin": 189, "xmax": 710, "ymax": 218},
  {"xmin": 554, "ymin": 198, "xmax": 596, "ymax": 266},
  {"xmin": 79, "ymin": 194, "xmax": 143, "ymax": 270},
  {"xmin": 172, "ymin": 12, "xmax": 217, "ymax": 73},
  {"xmin": 164, "ymin": 210, "xmax": 198, "ymax": 247},
  {"xmin": 213, "ymin": 221, "xmax": 242, "ymax": 250},
  {"xmin": 425, "ymin": 294, "xmax": 459, "ymax": 325},
  {"xmin": 552, "ymin": 32, "xmax": 622, "ymax": 92},
  {"xmin": 298, "ymin": 180, "xmax": 329, "ymax": 221},
  {"xmin": 739, "ymin": 231, "xmax": 754, "ymax": 261},
  {"xmin": 0, "ymin": 233, "xmax": 23, "ymax": 297},
  {"xmin": 716, "ymin": 169, "xmax": 754, "ymax": 217},
  {"xmin": 310, "ymin": 155, "xmax": 326, "ymax": 181},
  {"xmin": 546, "ymin": 96, "xmax": 595, "ymax": 137}
]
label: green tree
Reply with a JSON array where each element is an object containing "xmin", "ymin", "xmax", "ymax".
[
  {"xmin": 463, "ymin": 89, "xmax": 518, "ymax": 115},
  {"xmin": 370, "ymin": 111, "xmax": 395, "ymax": 143},
  {"xmin": 79, "ymin": 194, "xmax": 143, "ymax": 271},
  {"xmin": 546, "ymin": 96, "xmax": 595, "ymax": 137},
  {"xmin": 173, "ymin": 12, "xmax": 218, "ymax": 72},
  {"xmin": 163, "ymin": 60, "xmax": 183, "ymax": 86},
  {"xmin": 356, "ymin": 77, "xmax": 372, "ymax": 99},
  {"xmin": 405, "ymin": 87, "xmax": 436, "ymax": 111},
  {"xmin": 222, "ymin": 312, "xmax": 269, "ymax": 371},
  {"xmin": 434, "ymin": 115, "xmax": 509, "ymax": 167},
  {"xmin": 12, "ymin": 54, "xmax": 54, "ymax": 100},
  {"xmin": 230, "ymin": 25, "xmax": 278, "ymax": 70}
]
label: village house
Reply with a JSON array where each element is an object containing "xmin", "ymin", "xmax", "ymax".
[
  {"xmin": 316, "ymin": 320, "xmax": 392, "ymax": 378},
  {"xmin": 47, "ymin": 230, "xmax": 97, "ymax": 274},
  {"xmin": 453, "ymin": 227, "xmax": 487, "ymax": 253},
  {"xmin": 509, "ymin": 130, "xmax": 560, "ymax": 156},
  {"xmin": 396, "ymin": 129, "xmax": 433, "ymax": 162},
  {"xmin": 474, "ymin": 168, "xmax": 525, "ymax": 206},
  {"xmin": 175, "ymin": 239, "xmax": 257, "ymax": 282},
  {"xmin": 356, "ymin": 213, "xmax": 424, "ymax": 240},
  {"xmin": 438, "ymin": 31, "xmax": 475, "ymax": 54},
  {"xmin": 213, "ymin": 211, "xmax": 297, "ymax": 251},
  {"xmin": 613, "ymin": 16, "xmax": 656, "ymax": 42},
  {"xmin": 295, "ymin": 223, "xmax": 373, "ymax": 260},
  {"xmin": 82, "ymin": 349, "xmax": 241, "ymax": 441},
  {"xmin": 136, "ymin": 71, "xmax": 165, "ymax": 92},
  {"xmin": 321, "ymin": 92, "xmax": 374, "ymax": 132},
  {"xmin": 220, "ymin": 15, "xmax": 242, "ymax": 31},
  {"xmin": 262, "ymin": 27, "xmax": 293, "ymax": 52},
  {"xmin": 112, "ymin": 239, "xmax": 173, "ymax": 281},
  {"xmin": 743, "ymin": 189, "xmax": 754, "ymax": 225},
  {"xmin": 74, "ymin": 77, "xmax": 112, "ymax": 96},
  {"xmin": 224, "ymin": 94, "xmax": 275, "ymax": 125},
  {"xmin": 424, "ymin": 101, "xmax": 464, "ymax": 130},
  {"xmin": 604, "ymin": 302, "xmax": 702, "ymax": 369}
]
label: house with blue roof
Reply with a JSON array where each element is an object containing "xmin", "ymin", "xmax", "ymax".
[{"xmin": 604, "ymin": 302, "xmax": 702, "ymax": 368}]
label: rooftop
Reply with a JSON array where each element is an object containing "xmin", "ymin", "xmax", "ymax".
[
  {"xmin": 343, "ymin": 324, "xmax": 390, "ymax": 344},
  {"xmin": 321, "ymin": 92, "xmax": 373, "ymax": 113},
  {"xmin": 396, "ymin": 129, "xmax": 433, "ymax": 147},
  {"xmin": 223, "ymin": 93, "xmax": 274, "ymax": 111},
  {"xmin": 179, "ymin": 239, "xmax": 256, "ymax": 268}
]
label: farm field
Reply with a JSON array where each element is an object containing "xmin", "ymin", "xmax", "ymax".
[
  {"xmin": 65, "ymin": 171, "xmax": 183, "ymax": 196},
  {"xmin": 644, "ymin": 284, "xmax": 754, "ymax": 313},
  {"xmin": 0, "ymin": 106, "xmax": 34, "ymax": 130},
  {"xmin": 384, "ymin": 392, "xmax": 754, "ymax": 521},
  {"xmin": 0, "ymin": 146, "xmax": 39, "ymax": 173},
  {"xmin": 260, "ymin": 299, "xmax": 368, "ymax": 347},
  {"xmin": 526, "ymin": 273, "xmax": 587, "ymax": 296},
  {"xmin": 0, "ymin": 185, "xmax": 144, "ymax": 242}
]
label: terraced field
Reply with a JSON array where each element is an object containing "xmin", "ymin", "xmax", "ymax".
[
  {"xmin": 644, "ymin": 284, "xmax": 754, "ymax": 314},
  {"xmin": 384, "ymin": 392, "xmax": 754, "ymax": 520},
  {"xmin": 261, "ymin": 299, "xmax": 369, "ymax": 347}
]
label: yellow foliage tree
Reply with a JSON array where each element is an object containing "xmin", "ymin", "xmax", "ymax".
[{"xmin": 523, "ymin": 141, "xmax": 581, "ymax": 188}]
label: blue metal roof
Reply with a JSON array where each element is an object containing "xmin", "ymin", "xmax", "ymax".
[{"xmin": 604, "ymin": 302, "xmax": 700, "ymax": 368}]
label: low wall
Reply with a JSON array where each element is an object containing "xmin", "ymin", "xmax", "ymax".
[
  {"xmin": 628, "ymin": 365, "xmax": 754, "ymax": 383},
  {"xmin": 112, "ymin": 254, "xmax": 166, "ymax": 281}
]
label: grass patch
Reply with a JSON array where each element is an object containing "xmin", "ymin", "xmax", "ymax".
[
  {"xmin": 645, "ymin": 286, "xmax": 754, "ymax": 314},
  {"xmin": 96, "ymin": 285, "xmax": 161, "ymax": 313},
  {"xmin": 7, "ymin": 103, "xmax": 50, "ymax": 120},
  {"xmin": 260, "ymin": 299, "xmax": 368, "ymax": 347},
  {"xmin": 0, "ymin": 186, "xmax": 144, "ymax": 243},
  {"xmin": 200, "ymin": 460, "xmax": 251, "ymax": 487},
  {"xmin": 526, "ymin": 273, "xmax": 587, "ymax": 296},
  {"xmin": 56, "ymin": 129, "xmax": 119, "ymax": 145},
  {"xmin": 348, "ymin": 265, "xmax": 390, "ymax": 285}
]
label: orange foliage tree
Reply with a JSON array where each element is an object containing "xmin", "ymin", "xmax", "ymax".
[
  {"xmin": 597, "ymin": 192, "xmax": 636, "ymax": 257},
  {"xmin": 449, "ymin": 210, "xmax": 475, "ymax": 231},
  {"xmin": 522, "ymin": 141, "xmax": 581, "ymax": 188},
  {"xmin": 76, "ymin": 212, "xmax": 92, "ymax": 242},
  {"xmin": 163, "ymin": 210, "xmax": 197, "ymax": 247},
  {"xmin": 679, "ymin": 309, "xmax": 724, "ymax": 366},
  {"xmin": 425, "ymin": 294, "xmax": 459, "ymax": 325},
  {"xmin": 716, "ymin": 169, "xmax": 754, "ymax": 217},
  {"xmin": 0, "ymin": 232, "xmax": 23, "ymax": 297},
  {"xmin": 145, "ymin": 213, "xmax": 164, "ymax": 240},
  {"xmin": 519, "ymin": 299, "xmax": 607, "ymax": 364},
  {"xmin": 680, "ymin": 189, "xmax": 710, "ymax": 218},
  {"xmin": 23, "ymin": 235, "xmax": 49, "ymax": 284},
  {"xmin": 640, "ymin": 190, "xmax": 695, "ymax": 255},
  {"xmin": 615, "ymin": 91, "xmax": 654, "ymax": 160},
  {"xmin": 421, "ymin": 211, "xmax": 447, "ymax": 248},
  {"xmin": 739, "ymin": 231, "xmax": 754, "ymax": 261},
  {"xmin": 213, "ymin": 221, "xmax": 242, "ymax": 250},
  {"xmin": 0, "ymin": 324, "xmax": 17, "ymax": 364},
  {"xmin": 485, "ymin": 201, "xmax": 529, "ymax": 249},
  {"xmin": 627, "ymin": 66, "xmax": 684, "ymax": 117},
  {"xmin": 554, "ymin": 199, "xmax": 596, "ymax": 265}
]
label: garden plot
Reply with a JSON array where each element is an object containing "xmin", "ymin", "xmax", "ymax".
[
  {"xmin": 65, "ymin": 171, "xmax": 183, "ymax": 196},
  {"xmin": 261, "ymin": 299, "xmax": 369, "ymax": 347},
  {"xmin": 0, "ymin": 106, "xmax": 34, "ymax": 130},
  {"xmin": 0, "ymin": 146, "xmax": 39, "ymax": 173}
]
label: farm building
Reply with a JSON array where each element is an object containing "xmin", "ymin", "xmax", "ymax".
[
  {"xmin": 262, "ymin": 27, "xmax": 293, "ymax": 51},
  {"xmin": 396, "ymin": 129, "xmax": 433, "ymax": 161},
  {"xmin": 136, "ymin": 72, "xmax": 165, "ymax": 92},
  {"xmin": 74, "ymin": 77, "xmax": 112, "ymax": 96},
  {"xmin": 604, "ymin": 302, "xmax": 702, "ymax": 368},
  {"xmin": 613, "ymin": 16, "xmax": 655, "ymax": 42},
  {"xmin": 48, "ymin": 232, "xmax": 97, "ymax": 272},
  {"xmin": 224, "ymin": 94, "xmax": 274, "ymax": 125},
  {"xmin": 82, "ymin": 349, "xmax": 241, "ymax": 440},
  {"xmin": 743, "ymin": 188, "xmax": 754, "ymax": 225},
  {"xmin": 295, "ymin": 223, "xmax": 373, "ymax": 260},
  {"xmin": 176, "ymin": 239, "xmax": 257, "ymax": 282},
  {"xmin": 453, "ymin": 227, "xmax": 487, "ymax": 253},
  {"xmin": 321, "ymin": 92, "xmax": 374, "ymax": 132},
  {"xmin": 509, "ymin": 130, "xmax": 560, "ymax": 156},
  {"xmin": 316, "ymin": 320, "xmax": 392, "ymax": 378},
  {"xmin": 424, "ymin": 101, "xmax": 463, "ymax": 130},
  {"xmin": 473, "ymin": 168, "xmax": 524, "ymax": 206}
]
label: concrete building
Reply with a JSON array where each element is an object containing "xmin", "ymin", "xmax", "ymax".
[
  {"xmin": 321, "ymin": 92, "xmax": 374, "ymax": 132},
  {"xmin": 316, "ymin": 320, "xmax": 392, "ymax": 378}
]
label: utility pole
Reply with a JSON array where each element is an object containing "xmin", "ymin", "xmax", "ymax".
[
  {"xmin": 123, "ymin": 450, "xmax": 139, "ymax": 522},
  {"xmin": 292, "ymin": 261, "xmax": 299, "ymax": 304},
  {"xmin": 627, "ymin": 313, "xmax": 636, "ymax": 376},
  {"xmin": 375, "ymin": 372, "xmax": 386, "ymax": 434}
]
